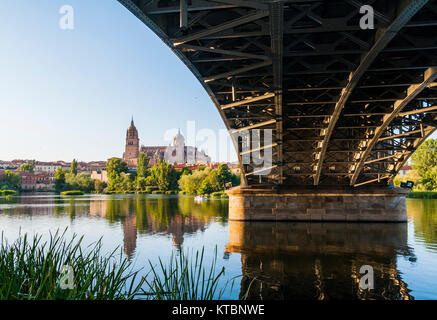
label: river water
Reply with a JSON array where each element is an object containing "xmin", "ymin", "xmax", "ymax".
[{"xmin": 0, "ymin": 193, "xmax": 436, "ymax": 300}]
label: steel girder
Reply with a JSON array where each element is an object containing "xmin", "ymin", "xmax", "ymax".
[{"xmin": 118, "ymin": 0, "xmax": 437, "ymax": 188}]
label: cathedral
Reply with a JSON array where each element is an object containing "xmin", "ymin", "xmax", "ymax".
[{"xmin": 122, "ymin": 118, "xmax": 211, "ymax": 166}]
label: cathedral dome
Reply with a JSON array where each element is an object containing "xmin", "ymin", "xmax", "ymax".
[
  {"xmin": 175, "ymin": 128, "xmax": 183, "ymax": 139},
  {"xmin": 173, "ymin": 129, "xmax": 185, "ymax": 147}
]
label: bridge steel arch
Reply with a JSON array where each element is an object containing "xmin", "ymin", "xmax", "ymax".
[{"xmin": 118, "ymin": 0, "xmax": 437, "ymax": 189}]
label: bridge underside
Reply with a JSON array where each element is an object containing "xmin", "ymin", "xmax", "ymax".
[{"xmin": 119, "ymin": 0, "xmax": 437, "ymax": 189}]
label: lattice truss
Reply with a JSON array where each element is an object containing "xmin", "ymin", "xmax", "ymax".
[{"xmin": 118, "ymin": 0, "xmax": 437, "ymax": 187}]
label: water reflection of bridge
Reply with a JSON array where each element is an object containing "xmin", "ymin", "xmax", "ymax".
[{"xmin": 226, "ymin": 221, "xmax": 415, "ymax": 300}]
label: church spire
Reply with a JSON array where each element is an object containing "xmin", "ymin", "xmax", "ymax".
[{"xmin": 124, "ymin": 116, "xmax": 139, "ymax": 162}]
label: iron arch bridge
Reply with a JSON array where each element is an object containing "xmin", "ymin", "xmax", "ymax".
[{"xmin": 118, "ymin": 0, "xmax": 437, "ymax": 188}]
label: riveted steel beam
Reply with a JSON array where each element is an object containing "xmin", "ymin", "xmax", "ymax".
[
  {"xmin": 204, "ymin": 61, "xmax": 272, "ymax": 82},
  {"xmin": 179, "ymin": 44, "xmax": 270, "ymax": 61},
  {"xmin": 388, "ymin": 125, "xmax": 437, "ymax": 184},
  {"xmin": 231, "ymin": 119, "xmax": 277, "ymax": 133},
  {"xmin": 399, "ymin": 105, "xmax": 437, "ymax": 116},
  {"xmin": 365, "ymin": 154, "xmax": 402, "ymax": 165},
  {"xmin": 180, "ymin": 0, "xmax": 188, "ymax": 28},
  {"xmin": 270, "ymin": 1, "xmax": 284, "ymax": 184},
  {"xmin": 221, "ymin": 93, "xmax": 275, "ymax": 109},
  {"xmin": 313, "ymin": 0, "xmax": 429, "ymax": 186},
  {"xmin": 351, "ymin": 67, "xmax": 437, "ymax": 186},
  {"xmin": 211, "ymin": 0, "xmax": 268, "ymax": 10},
  {"xmin": 245, "ymin": 165, "xmax": 278, "ymax": 176},
  {"xmin": 378, "ymin": 128, "xmax": 433, "ymax": 141},
  {"xmin": 173, "ymin": 10, "xmax": 269, "ymax": 45},
  {"xmin": 354, "ymin": 176, "xmax": 390, "ymax": 187},
  {"xmin": 240, "ymin": 143, "xmax": 278, "ymax": 156}
]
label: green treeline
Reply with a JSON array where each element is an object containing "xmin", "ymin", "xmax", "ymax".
[
  {"xmin": 103, "ymin": 153, "xmax": 240, "ymax": 196},
  {"xmin": 395, "ymin": 139, "xmax": 437, "ymax": 193},
  {"xmin": 179, "ymin": 163, "xmax": 239, "ymax": 197},
  {"xmin": 104, "ymin": 156, "xmax": 178, "ymax": 194},
  {"xmin": 0, "ymin": 170, "xmax": 21, "ymax": 191},
  {"xmin": 54, "ymin": 159, "xmax": 96, "ymax": 193},
  {"xmin": 52, "ymin": 153, "xmax": 239, "ymax": 195}
]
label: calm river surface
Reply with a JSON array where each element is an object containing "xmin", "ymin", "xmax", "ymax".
[{"xmin": 1, "ymin": 193, "xmax": 437, "ymax": 300}]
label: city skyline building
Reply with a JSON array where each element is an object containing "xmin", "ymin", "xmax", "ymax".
[{"xmin": 122, "ymin": 118, "xmax": 211, "ymax": 166}]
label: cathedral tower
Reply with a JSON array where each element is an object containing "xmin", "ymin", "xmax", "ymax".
[{"xmin": 123, "ymin": 117, "xmax": 139, "ymax": 162}]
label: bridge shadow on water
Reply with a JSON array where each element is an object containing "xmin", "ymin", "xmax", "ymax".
[{"xmin": 226, "ymin": 221, "xmax": 415, "ymax": 300}]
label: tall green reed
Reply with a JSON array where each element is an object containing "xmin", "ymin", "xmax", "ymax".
[
  {"xmin": 0, "ymin": 229, "xmax": 143, "ymax": 300},
  {"xmin": 0, "ymin": 229, "xmax": 240, "ymax": 300},
  {"xmin": 141, "ymin": 247, "xmax": 236, "ymax": 300}
]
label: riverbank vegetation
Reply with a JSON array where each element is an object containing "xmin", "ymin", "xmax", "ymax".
[
  {"xmin": 105, "ymin": 157, "xmax": 180, "ymax": 194},
  {"xmin": 178, "ymin": 164, "xmax": 239, "ymax": 196},
  {"xmin": 104, "ymin": 153, "xmax": 239, "ymax": 196},
  {"xmin": 394, "ymin": 139, "xmax": 437, "ymax": 196},
  {"xmin": 54, "ymin": 159, "xmax": 95, "ymax": 193},
  {"xmin": 145, "ymin": 247, "xmax": 231, "ymax": 300},
  {"xmin": 0, "ymin": 190, "xmax": 18, "ymax": 196},
  {"xmin": 19, "ymin": 161, "xmax": 35, "ymax": 173},
  {"xmin": 0, "ymin": 170, "xmax": 21, "ymax": 191},
  {"xmin": 60, "ymin": 190, "xmax": 84, "ymax": 196},
  {"xmin": 24, "ymin": 153, "xmax": 240, "ymax": 197},
  {"xmin": 0, "ymin": 230, "xmax": 234, "ymax": 300},
  {"xmin": 407, "ymin": 191, "xmax": 437, "ymax": 199},
  {"xmin": 0, "ymin": 230, "xmax": 142, "ymax": 299}
]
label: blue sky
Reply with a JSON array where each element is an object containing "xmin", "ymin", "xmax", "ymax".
[{"xmin": 0, "ymin": 0, "xmax": 236, "ymax": 162}]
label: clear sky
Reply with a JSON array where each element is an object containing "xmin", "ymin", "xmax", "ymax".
[{"xmin": 0, "ymin": 0, "xmax": 237, "ymax": 163}]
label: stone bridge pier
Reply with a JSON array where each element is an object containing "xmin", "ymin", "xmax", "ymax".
[{"xmin": 226, "ymin": 187, "xmax": 409, "ymax": 222}]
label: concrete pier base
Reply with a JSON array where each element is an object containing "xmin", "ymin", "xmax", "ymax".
[{"xmin": 226, "ymin": 187, "xmax": 409, "ymax": 222}]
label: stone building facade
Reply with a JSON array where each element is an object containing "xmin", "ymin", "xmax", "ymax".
[{"xmin": 122, "ymin": 119, "xmax": 211, "ymax": 165}]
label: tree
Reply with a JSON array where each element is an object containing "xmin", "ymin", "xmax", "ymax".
[
  {"xmin": 150, "ymin": 161, "xmax": 178, "ymax": 191},
  {"xmin": 136, "ymin": 177, "xmax": 148, "ymax": 192},
  {"xmin": 94, "ymin": 179, "xmax": 106, "ymax": 193},
  {"xmin": 137, "ymin": 152, "xmax": 149, "ymax": 178},
  {"xmin": 394, "ymin": 170, "xmax": 421, "ymax": 189},
  {"xmin": 412, "ymin": 139, "xmax": 437, "ymax": 177},
  {"xmin": 198, "ymin": 179, "xmax": 214, "ymax": 195},
  {"xmin": 178, "ymin": 169, "xmax": 209, "ymax": 195},
  {"xmin": 65, "ymin": 173, "xmax": 94, "ymax": 193},
  {"xmin": 410, "ymin": 139, "xmax": 437, "ymax": 190},
  {"xmin": 20, "ymin": 163, "xmax": 34, "ymax": 173},
  {"xmin": 122, "ymin": 173, "xmax": 135, "ymax": 193},
  {"xmin": 197, "ymin": 171, "xmax": 218, "ymax": 195},
  {"xmin": 421, "ymin": 167, "xmax": 437, "ymax": 191},
  {"xmin": 231, "ymin": 173, "xmax": 241, "ymax": 187},
  {"xmin": 216, "ymin": 164, "xmax": 232, "ymax": 189},
  {"xmin": 180, "ymin": 167, "xmax": 192, "ymax": 177},
  {"xmin": 106, "ymin": 158, "xmax": 128, "ymax": 186},
  {"xmin": 54, "ymin": 168, "xmax": 94, "ymax": 193},
  {"xmin": 0, "ymin": 170, "xmax": 21, "ymax": 190},
  {"xmin": 71, "ymin": 159, "xmax": 78, "ymax": 176},
  {"xmin": 54, "ymin": 168, "xmax": 69, "ymax": 191}
]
